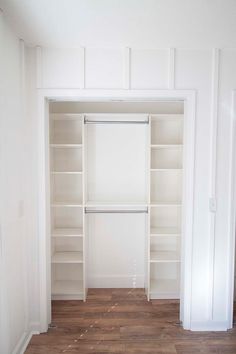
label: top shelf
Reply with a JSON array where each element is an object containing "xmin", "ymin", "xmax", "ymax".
[
  {"xmin": 151, "ymin": 115, "xmax": 183, "ymax": 145},
  {"xmin": 50, "ymin": 114, "xmax": 84, "ymax": 121},
  {"xmin": 50, "ymin": 114, "xmax": 83, "ymax": 145}
]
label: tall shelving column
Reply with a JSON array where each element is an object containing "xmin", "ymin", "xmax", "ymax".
[
  {"xmin": 50, "ymin": 113, "xmax": 85, "ymax": 300},
  {"xmin": 149, "ymin": 114, "xmax": 183, "ymax": 299}
]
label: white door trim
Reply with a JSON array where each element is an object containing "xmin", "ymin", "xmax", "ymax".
[
  {"xmin": 37, "ymin": 89, "xmax": 196, "ymax": 332},
  {"xmin": 227, "ymin": 90, "xmax": 236, "ymax": 329}
]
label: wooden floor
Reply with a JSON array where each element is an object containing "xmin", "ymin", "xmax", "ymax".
[{"xmin": 26, "ymin": 289, "xmax": 236, "ymax": 354}]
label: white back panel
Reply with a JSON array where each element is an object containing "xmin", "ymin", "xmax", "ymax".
[
  {"xmin": 88, "ymin": 213, "xmax": 146, "ymax": 287},
  {"xmin": 86, "ymin": 115, "xmax": 148, "ymax": 203}
]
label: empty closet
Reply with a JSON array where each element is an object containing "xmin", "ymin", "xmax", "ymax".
[{"xmin": 48, "ymin": 101, "xmax": 184, "ymax": 302}]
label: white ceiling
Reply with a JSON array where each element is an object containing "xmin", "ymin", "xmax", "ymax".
[{"xmin": 1, "ymin": 0, "xmax": 236, "ymax": 48}]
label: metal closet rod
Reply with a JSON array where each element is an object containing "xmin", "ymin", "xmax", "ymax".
[
  {"xmin": 84, "ymin": 119, "xmax": 149, "ymax": 125},
  {"xmin": 85, "ymin": 208, "xmax": 148, "ymax": 214}
]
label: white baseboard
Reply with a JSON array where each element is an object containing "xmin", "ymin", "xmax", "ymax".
[
  {"xmin": 12, "ymin": 322, "xmax": 40, "ymax": 354},
  {"xmin": 190, "ymin": 320, "xmax": 229, "ymax": 331},
  {"xmin": 88, "ymin": 274, "xmax": 145, "ymax": 288},
  {"xmin": 29, "ymin": 322, "xmax": 40, "ymax": 333}
]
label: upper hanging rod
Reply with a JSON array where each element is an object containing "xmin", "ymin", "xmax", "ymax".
[
  {"xmin": 84, "ymin": 118, "xmax": 149, "ymax": 125},
  {"xmin": 85, "ymin": 208, "xmax": 148, "ymax": 214}
]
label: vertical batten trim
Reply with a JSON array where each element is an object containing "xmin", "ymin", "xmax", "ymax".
[
  {"xmin": 36, "ymin": 46, "xmax": 42, "ymax": 89},
  {"xmin": 208, "ymin": 48, "xmax": 220, "ymax": 320},
  {"xmin": 81, "ymin": 47, "xmax": 85, "ymax": 89},
  {"xmin": 19, "ymin": 38, "xmax": 30, "ymax": 334},
  {"xmin": 84, "ymin": 47, "xmax": 87, "ymax": 89},
  {"xmin": 168, "ymin": 48, "xmax": 175, "ymax": 89},
  {"xmin": 227, "ymin": 90, "xmax": 236, "ymax": 329},
  {"xmin": 123, "ymin": 47, "xmax": 131, "ymax": 89}
]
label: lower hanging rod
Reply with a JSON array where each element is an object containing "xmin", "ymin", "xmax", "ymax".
[
  {"xmin": 84, "ymin": 119, "xmax": 149, "ymax": 125},
  {"xmin": 85, "ymin": 208, "xmax": 148, "ymax": 214}
]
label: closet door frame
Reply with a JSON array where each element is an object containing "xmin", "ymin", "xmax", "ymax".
[
  {"xmin": 37, "ymin": 89, "xmax": 196, "ymax": 332},
  {"xmin": 228, "ymin": 90, "xmax": 236, "ymax": 329}
]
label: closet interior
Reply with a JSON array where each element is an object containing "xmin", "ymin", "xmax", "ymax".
[{"xmin": 48, "ymin": 101, "xmax": 184, "ymax": 302}]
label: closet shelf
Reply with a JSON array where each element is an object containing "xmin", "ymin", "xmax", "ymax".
[
  {"xmin": 51, "ymin": 171, "xmax": 83, "ymax": 175},
  {"xmin": 151, "ymin": 144, "xmax": 183, "ymax": 149},
  {"xmin": 50, "ymin": 113, "xmax": 84, "ymax": 121},
  {"xmin": 52, "ymin": 228, "xmax": 83, "ymax": 237},
  {"xmin": 150, "ymin": 227, "xmax": 181, "ymax": 236},
  {"xmin": 51, "ymin": 170, "xmax": 83, "ymax": 174},
  {"xmin": 50, "ymin": 144, "xmax": 82, "ymax": 148},
  {"xmin": 85, "ymin": 201, "xmax": 148, "ymax": 208},
  {"xmin": 52, "ymin": 280, "xmax": 84, "ymax": 295},
  {"xmin": 150, "ymin": 251, "xmax": 180, "ymax": 263},
  {"xmin": 52, "ymin": 251, "xmax": 83, "ymax": 264},
  {"xmin": 51, "ymin": 201, "xmax": 83, "ymax": 207},
  {"xmin": 150, "ymin": 279, "xmax": 180, "ymax": 297},
  {"xmin": 150, "ymin": 168, "xmax": 182, "ymax": 172},
  {"xmin": 150, "ymin": 202, "xmax": 182, "ymax": 207}
]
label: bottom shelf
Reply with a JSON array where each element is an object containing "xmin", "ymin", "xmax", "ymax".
[
  {"xmin": 52, "ymin": 280, "xmax": 84, "ymax": 300},
  {"xmin": 150, "ymin": 279, "xmax": 180, "ymax": 299}
]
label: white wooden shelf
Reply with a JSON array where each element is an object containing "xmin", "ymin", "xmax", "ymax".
[
  {"xmin": 150, "ymin": 202, "xmax": 182, "ymax": 207},
  {"xmin": 52, "ymin": 228, "xmax": 83, "ymax": 237},
  {"xmin": 50, "ymin": 113, "xmax": 84, "ymax": 120},
  {"xmin": 150, "ymin": 251, "xmax": 180, "ymax": 263},
  {"xmin": 85, "ymin": 201, "xmax": 148, "ymax": 208},
  {"xmin": 150, "ymin": 227, "xmax": 181, "ymax": 237},
  {"xmin": 52, "ymin": 280, "xmax": 84, "ymax": 295},
  {"xmin": 150, "ymin": 168, "xmax": 182, "ymax": 171},
  {"xmin": 151, "ymin": 144, "xmax": 183, "ymax": 148},
  {"xmin": 149, "ymin": 114, "xmax": 183, "ymax": 300},
  {"xmin": 52, "ymin": 170, "xmax": 82, "ymax": 174},
  {"xmin": 51, "ymin": 171, "xmax": 83, "ymax": 175},
  {"xmin": 51, "ymin": 201, "xmax": 83, "ymax": 207},
  {"xmin": 50, "ymin": 111, "xmax": 84, "ymax": 300},
  {"xmin": 52, "ymin": 251, "xmax": 83, "ymax": 264},
  {"xmin": 150, "ymin": 279, "xmax": 180, "ymax": 299},
  {"xmin": 50, "ymin": 144, "xmax": 82, "ymax": 148}
]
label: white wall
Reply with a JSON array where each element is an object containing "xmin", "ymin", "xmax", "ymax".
[
  {"xmin": 0, "ymin": 13, "xmax": 38, "ymax": 354},
  {"xmin": 2, "ymin": 0, "xmax": 236, "ymax": 48}
]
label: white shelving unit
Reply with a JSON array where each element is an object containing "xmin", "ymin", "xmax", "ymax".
[
  {"xmin": 48, "ymin": 109, "xmax": 184, "ymax": 302},
  {"xmin": 149, "ymin": 114, "xmax": 183, "ymax": 299},
  {"xmin": 50, "ymin": 114, "xmax": 85, "ymax": 300}
]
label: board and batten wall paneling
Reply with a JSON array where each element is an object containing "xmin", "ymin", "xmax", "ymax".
[
  {"xmin": 175, "ymin": 49, "xmax": 213, "ymax": 325},
  {"xmin": 37, "ymin": 47, "xmax": 85, "ymax": 89},
  {"xmin": 130, "ymin": 49, "xmax": 169, "ymax": 89},
  {"xmin": 214, "ymin": 49, "xmax": 236, "ymax": 322},
  {"xmin": 85, "ymin": 48, "xmax": 124, "ymax": 89},
  {"xmin": 33, "ymin": 45, "xmax": 236, "ymax": 330}
]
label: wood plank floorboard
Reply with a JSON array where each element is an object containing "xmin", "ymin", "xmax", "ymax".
[{"xmin": 25, "ymin": 289, "xmax": 236, "ymax": 354}]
